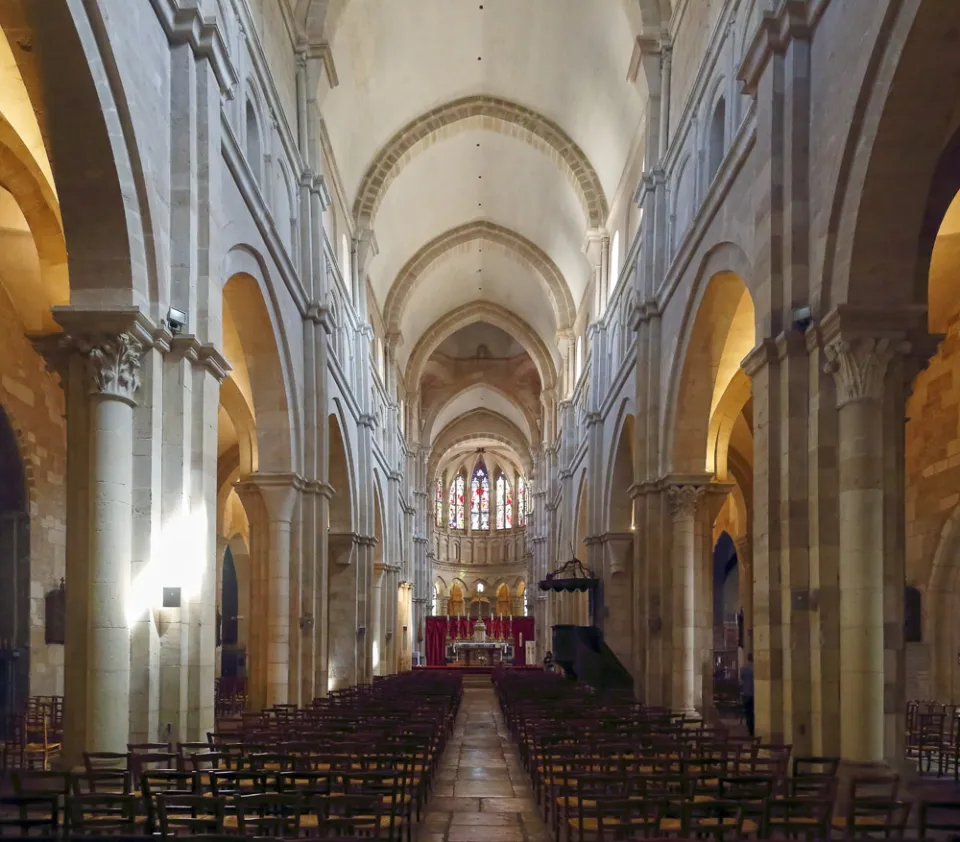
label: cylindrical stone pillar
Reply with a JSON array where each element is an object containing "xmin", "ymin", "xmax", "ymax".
[
  {"xmin": 824, "ymin": 334, "xmax": 899, "ymax": 763},
  {"xmin": 83, "ymin": 333, "xmax": 143, "ymax": 753},
  {"xmin": 667, "ymin": 484, "xmax": 705, "ymax": 714}
]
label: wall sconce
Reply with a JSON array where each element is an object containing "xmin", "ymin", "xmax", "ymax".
[{"xmin": 299, "ymin": 614, "xmax": 315, "ymax": 631}]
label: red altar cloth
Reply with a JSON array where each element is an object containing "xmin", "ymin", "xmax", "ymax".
[{"xmin": 424, "ymin": 616, "xmax": 536, "ymax": 666}]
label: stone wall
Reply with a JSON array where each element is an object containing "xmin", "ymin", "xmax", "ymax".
[
  {"xmin": 906, "ymin": 318, "xmax": 960, "ymax": 593},
  {"xmin": 0, "ymin": 284, "xmax": 66, "ymax": 696}
]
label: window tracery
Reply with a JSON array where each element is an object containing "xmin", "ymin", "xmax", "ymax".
[
  {"xmin": 448, "ymin": 471, "xmax": 465, "ymax": 529},
  {"xmin": 496, "ymin": 471, "xmax": 513, "ymax": 529},
  {"xmin": 517, "ymin": 475, "xmax": 527, "ymax": 527},
  {"xmin": 435, "ymin": 477, "xmax": 443, "ymax": 528},
  {"xmin": 470, "ymin": 459, "xmax": 490, "ymax": 531}
]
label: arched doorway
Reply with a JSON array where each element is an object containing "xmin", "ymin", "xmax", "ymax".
[{"xmin": 0, "ymin": 403, "xmax": 28, "ymax": 720}]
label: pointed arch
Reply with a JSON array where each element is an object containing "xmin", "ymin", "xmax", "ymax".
[
  {"xmin": 353, "ymin": 95, "xmax": 608, "ymax": 230},
  {"xmin": 448, "ymin": 469, "xmax": 465, "ymax": 530},
  {"xmin": 470, "ymin": 456, "xmax": 491, "ymax": 532},
  {"xmin": 662, "ymin": 241, "xmax": 755, "ymax": 476},
  {"xmin": 406, "ymin": 301, "xmax": 557, "ymax": 390},
  {"xmin": 328, "ymin": 406, "xmax": 355, "ymax": 533},
  {"xmin": 0, "ymin": 1, "xmax": 157, "ymax": 304},
  {"xmin": 606, "ymin": 404, "xmax": 636, "ymax": 533},
  {"xmin": 496, "ymin": 470, "xmax": 513, "ymax": 530},
  {"xmin": 383, "ymin": 221, "xmax": 576, "ymax": 333}
]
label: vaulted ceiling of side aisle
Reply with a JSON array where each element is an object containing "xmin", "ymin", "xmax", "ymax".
[{"xmin": 309, "ymin": 0, "xmax": 647, "ymax": 479}]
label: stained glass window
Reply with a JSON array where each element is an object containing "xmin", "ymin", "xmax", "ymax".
[
  {"xmin": 470, "ymin": 460, "xmax": 490, "ymax": 531},
  {"xmin": 448, "ymin": 472, "xmax": 465, "ymax": 529},
  {"xmin": 435, "ymin": 478, "xmax": 443, "ymax": 528},
  {"xmin": 517, "ymin": 476, "xmax": 527, "ymax": 527},
  {"xmin": 496, "ymin": 472, "xmax": 513, "ymax": 529}
]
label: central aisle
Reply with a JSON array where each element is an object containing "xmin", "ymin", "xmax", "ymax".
[{"xmin": 420, "ymin": 678, "xmax": 549, "ymax": 842}]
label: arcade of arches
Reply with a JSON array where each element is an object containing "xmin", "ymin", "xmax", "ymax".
[{"xmin": 2, "ymin": 0, "xmax": 960, "ymax": 774}]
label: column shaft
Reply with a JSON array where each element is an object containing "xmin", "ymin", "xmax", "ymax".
[{"xmin": 87, "ymin": 393, "xmax": 135, "ymax": 753}]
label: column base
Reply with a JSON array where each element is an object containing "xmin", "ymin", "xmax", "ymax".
[{"xmin": 835, "ymin": 757, "xmax": 916, "ymax": 813}]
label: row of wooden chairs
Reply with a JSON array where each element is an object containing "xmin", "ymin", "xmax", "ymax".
[
  {"xmin": 906, "ymin": 700, "xmax": 960, "ymax": 779},
  {"xmin": 3, "ymin": 768, "xmax": 407, "ymax": 837},
  {"xmin": 2, "ymin": 671, "xmax": 463, "ymax": 838},
  {"xmin": 492, "ymin": 670, "xmax": 959, "ymax": 841}
]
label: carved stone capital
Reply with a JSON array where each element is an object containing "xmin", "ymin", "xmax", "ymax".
[
  {"xmin": 79, "ymin": 333, "xmax": 144, "ymax": 404},
  {"xmin": 822, "ymin": 335, "xmax": 907, "ymax": 408},
  {"xmin": 666, "ymin": 484, "xmax": 707, "ymax": 520}
]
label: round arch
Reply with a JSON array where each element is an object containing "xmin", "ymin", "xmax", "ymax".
[
  {"xmin": 605, "ymin": 402, "xmax": 636, "ymax": 534},
  {"xmin": 353, "ymin": 95, "xmax": 608, "ymax": 230},
  {"xmin": 328, "ymin": 405, "xmax": 356, "ymax": 534},
  {"xmin": 406, "ymin": 301, "xmax": 557, "ymax": 391},
  {"xmin": 383, "ymin": 221, "xmax": 576, "ymax": 333}
]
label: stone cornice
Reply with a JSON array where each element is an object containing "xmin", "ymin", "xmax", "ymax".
[
  {"xmin": 149, "ymin": 0, "xmax": 239, "ymax": 96},
  {"xmin": 738, "ymin": 0, "xmax": 812, "ymax": 97},
  {"xmin": 741, "ymin": 338, "xmax": 779, "ymax": 377},
  {"xmin": 302, "ymin": 39, "xmax": 339, "ymax": 89},
  {"xmin": 311, "ymin": 174, "xmax": 332, "ymax": 211},
  {"xmin": 306, "ymin": 301, "xmax": 336, "ymax": 334}
]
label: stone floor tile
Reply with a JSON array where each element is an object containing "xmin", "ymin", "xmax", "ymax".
[
  {"xmin": 451, "ymin": 813, "xmax": 520, "ymax": 826},
  {"xmin": 417, "ymin": 684, "xmax": 548, "ymax": 842},
  {"xmin": 447, "ymin": 824, "xmax": 525, "ymax": 842},
  {"xmin": 454, "ymin": 780, "xmax": 517, "ymax": 797},
  {"xmin": 480, "ymin": 798, "xmax": 536, "ymax": 813},
  {"xmin": 457, "ymin": 766, "xmax": 511, "ymax": 780}
]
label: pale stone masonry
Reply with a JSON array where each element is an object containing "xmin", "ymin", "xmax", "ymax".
[{"xmin": 1, "ymin": 0, "xmax": 960, "ymax": 775}]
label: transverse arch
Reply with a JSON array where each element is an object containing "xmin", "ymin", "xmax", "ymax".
[
  {"xmin": 353, "ymin": 95, "xmax": 608, "ymax": 230},
  {"xmin": 384, "ymin": 221, "xmax": 576, "ymax": 332}
]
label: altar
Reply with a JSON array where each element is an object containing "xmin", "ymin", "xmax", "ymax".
[
  {"xmin": 424, "ymin": 615, "xmax": 535, "ymax": 667},
  {"xmin": 444, "ymin": 619, "xmax": 515, "ymax": 666},
  {"xmin": 449, "ymin": 641, "xmax": 511, "ymax": 666}
]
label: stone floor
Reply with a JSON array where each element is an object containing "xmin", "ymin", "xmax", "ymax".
[{"xmin": 418, "ymin": 677, "xmax": 549, "ymax": 842}]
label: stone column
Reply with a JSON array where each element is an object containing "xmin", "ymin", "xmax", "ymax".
[
  {"xmin": 823, "ymin": 331, "xmax": 903, "ymax": 763},
  {"xmin": 667, "ymin": 484, "xmax": 707, "ymax": 713},
  {"xmin": 235, "ymin": 474, "xmax": 301, "ymax": 707},
  {"xmin": 666, "ymin": 480, "xmax": 729, "ymax": 714},
  {"xmin": 70, "ymin": 331, "xmax": 143, "ymax": 755}
]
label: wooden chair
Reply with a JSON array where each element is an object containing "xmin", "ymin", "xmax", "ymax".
[
  {"xmin": 0, "ymin": 794, "xmax": 60, "ymax": 835},
  {"xmin": 918, "ymin": 800, "xmax": 960, "ymax": 841},
  {"xmin": 23, "ymin": 713, "xmax": 61, "ymax": 770},
  {"xmin": 156, "ymin": 792, "xmax": 226, "ymax": 836},
  {"xmin": 67, "ymin": 793, "xmax": 139, "ymax": 836},
  {"xmin": 762, "ymin": 796, "xmax": 833, "ymax": 840}
]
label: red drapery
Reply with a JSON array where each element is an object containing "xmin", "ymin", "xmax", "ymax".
[
  {"xmin": 423, "ymin": 617, "xmax": 536, "ymax": 666},
  {"xmin": 425, "ymin": 616, "xmax": 449, "ymax": 666}
]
